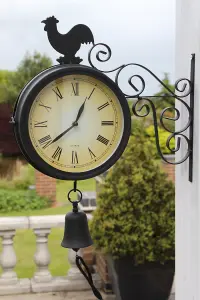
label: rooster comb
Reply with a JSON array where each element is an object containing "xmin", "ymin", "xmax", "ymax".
[{"xmin": 46, "ymin": 16, "xmax": 59, "ymax": 22}]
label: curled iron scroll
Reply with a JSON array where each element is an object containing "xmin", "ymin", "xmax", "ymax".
[
  {"xmin": 88, "ymin": 43, "xmax": 193, "ymax": 165},
  {"xmin": 132, "ymin": 97, "xmax": 191, "ymax": 165}
]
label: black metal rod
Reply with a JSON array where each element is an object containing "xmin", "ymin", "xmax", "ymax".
[{"xmin": 189, "ymin": 54, "xmax": 195, "ymax": 182}]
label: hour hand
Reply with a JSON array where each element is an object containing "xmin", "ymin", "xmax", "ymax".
[{"xmin": 75, "ymin": 97, "xmax": 87, "ymax": 123}]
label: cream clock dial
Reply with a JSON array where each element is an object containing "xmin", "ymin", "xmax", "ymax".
[
  {"xmin": 28, "ymin": 75, "xmax": 123, "ymax": 173},
  {"xmin": 13, "ymin": 65, "xmax": 131, "ymax": 180}
]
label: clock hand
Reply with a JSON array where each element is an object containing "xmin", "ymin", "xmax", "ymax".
[
  {"xmin": 49, "ymin": 123, "xmax": 77, "ymax": 145},
  {"xmin": 75, "ymin": 97, "xmax": 87, "ymax": 123}
]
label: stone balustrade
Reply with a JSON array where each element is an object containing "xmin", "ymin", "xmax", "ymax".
[{"xmin": 0, "ymin": 214, "xmax": 98, "ymax": 296}]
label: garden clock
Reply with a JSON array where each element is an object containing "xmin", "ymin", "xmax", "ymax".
[{"xmin": 13, "ymin": 64, "xmax": 131, "ymax": 180}]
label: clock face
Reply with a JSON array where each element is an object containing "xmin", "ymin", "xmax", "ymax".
[
  {"xmin": 28, "ymin": 74, "xmax": 124, "ymax": 173},
  {"xmin": 14, "ymin": 65, "xmax": 131, "ymax": 180}
]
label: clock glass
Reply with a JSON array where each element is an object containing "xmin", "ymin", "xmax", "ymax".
[{"xmin": 28, "ymin": 74, "xmax": 124, "ymax": 174}]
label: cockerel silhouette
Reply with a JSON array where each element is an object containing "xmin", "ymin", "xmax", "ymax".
[{"xmin": 42, "ymin": 16, "xmax": 94, "ymax": 64}]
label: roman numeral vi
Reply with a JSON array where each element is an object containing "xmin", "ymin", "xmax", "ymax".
[{"xmin": 72, "ymin": 151, "xmax": 79, "ymax": 164}]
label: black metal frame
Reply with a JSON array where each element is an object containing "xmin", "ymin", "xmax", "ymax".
[
  {"xmin": 13, "ymin": 64, "xmax": 131, "ymax": 181},
  {"xmin": 88, "ymin": 43, "xmax": 195, "ymax": 182}
]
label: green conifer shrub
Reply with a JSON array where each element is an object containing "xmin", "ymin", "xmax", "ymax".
[{"xmin": 90, "ymin": 134, "xmax": 175, "ymax": 264}]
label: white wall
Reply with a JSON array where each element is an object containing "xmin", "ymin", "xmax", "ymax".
[{"xmin": 176, "ymin": 1, "xmax": 200, "ymax": 299}]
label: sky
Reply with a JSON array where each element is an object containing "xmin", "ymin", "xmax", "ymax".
[{"xmin": 0, "ymin": 0, "xmax": 175, "ymax": 95}]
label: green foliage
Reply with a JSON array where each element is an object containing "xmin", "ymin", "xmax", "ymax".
[
  {"xmin": 90, "ymin": 135, "xmax": 175, "ymax": 264},
  {"xmin": 0, "ymin": 52, "xmax": 52, "ymax": 105},
  {"xmin": 130, "ymin": 74, "xmax": 175, "ymax": 132},
  {"xmin": 0, "ymin": 70, "xmax": 16, "ymax": 104},
  {"xmin": 0, "ymin": 163, "xmax": 51, "ymax": 212},
  {"xmin": 13, "ymin": 164, "xmax": 35, "ymax": 190},
  {"xmin": 0, "ymin": 164, "xmax": 35, "ymax": 190},
  {"xmin": 145, "ymin": 125, "xmax": 175, "ymax": 155},
  {"xmin": 131, "ymin": 119, "xmax": 175, "ymax": 155},
  {"xmin": 154, "ymin": 73, "xmax": 175, "ymax": 109},
  {"xmin": 0, "ymin": 189, "xmax": 50, "ymax": 212}
]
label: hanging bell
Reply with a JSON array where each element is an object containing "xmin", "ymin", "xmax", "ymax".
[
  {"xmin": 61, "ymin": 185, "xmax": 102, "ymax": 300},
  {"xmin": 61, "ymin": 205, "xmax": 93, "ymax": 250}
]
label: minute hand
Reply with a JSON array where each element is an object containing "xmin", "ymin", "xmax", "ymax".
[{"xmin": 49, "ymin": 124, "xmax": 76, "ymax": 145}]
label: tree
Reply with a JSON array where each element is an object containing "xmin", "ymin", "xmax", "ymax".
[
  {"xmin": 131, "ymin": 74, "xmax": 175, "ymax": 132},
  {"xmin": 154, "ymin": 73, "xmax": 175, "ymax": 110},
  {"xmin": 0, "ymin": 52, "xmax": 52, "ymax": 105},
  {"xmin": 90, "ymin": 133, "xmax": 175, "ymax": 263},
  {"xmin": 0, "ymin": 70, "xmax": 16, "ymax": 104}
]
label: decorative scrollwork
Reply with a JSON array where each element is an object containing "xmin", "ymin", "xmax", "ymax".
[
  {"xmin": 132, "ymin": 97, "xmax": 191, "ymax": 165},
  {"xmin": 88, "ymin": 44, "xmax": 194, "ymax": 171}
]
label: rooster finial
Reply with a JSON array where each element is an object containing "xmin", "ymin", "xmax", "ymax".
[{"xmin": 41, "ymin": 16, "xmax": 94, "ymax": 65}]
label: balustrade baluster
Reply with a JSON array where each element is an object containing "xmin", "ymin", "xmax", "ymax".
[
  {"xmin": 67, "ymin": 248, "xmax": 85, "ymax": 281},
  {"xmin": 33, "ymin": 228, "xmax": 52, "ymax": 283},
  {"xmin": 0, "ymin": 230, "xmax": 17, "ymax": 284},
  {"xmin": 0, "ymin": 226, "xmax": 30, "ymax": 295}
]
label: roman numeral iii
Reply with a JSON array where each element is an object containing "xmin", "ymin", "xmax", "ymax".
[
  {"xmin": 71, "ymin": 83, "xmax": 79, "ymax": 96},
  {"xmin": 52, "ymin": 147, "xmax": 62, "ymax": 161},
  {"xmin": 34, "ymin": 121, "xmax": 48, "ymax": 127},
  {"xmin": 52, "ymin": 87, "xmax": 63, "ymax": 100},
  {"xmin": 97, "ymin": 135, "xmax": 109, "ymax": 146},
  {"xmin": 72, "ymin": 151, "xmax": 79, "ymax": 164},
  {"xmin": 101, "ymin": 121, "xmax": 114, "ymax": 126},
  {"xmin": 38, "ymin": 135, "xmax": 52, "ymax": 149}
]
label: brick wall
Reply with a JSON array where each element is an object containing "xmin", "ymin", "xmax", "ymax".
[
  {"xmin": 96, "ymin": 252, "xmax": 112, "ymax": 293},
  {"xmin": 161, "ymin": 155, "xmax": 175, "ymax": 182},
  {"xmin": 35, "ymin": 170, "xmax": 56, "ymax": 206}
]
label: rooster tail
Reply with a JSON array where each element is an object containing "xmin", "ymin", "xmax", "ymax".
[{"xmin": 69, "ymin": 24, "xmax": 94, "ymax": 45}]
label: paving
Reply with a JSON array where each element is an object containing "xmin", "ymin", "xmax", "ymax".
[
  {"xmin": 0, "ymin": 291, "xmax": 175, "ymax": 300},
  {"xmin": 0, "ymin": 291, "xmax": 116, "ymax": 300}
]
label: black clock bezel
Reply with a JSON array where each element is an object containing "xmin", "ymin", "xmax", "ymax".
[{"xmin": 13, "ymin": 64, "xmax": 131, "ymax": 180}]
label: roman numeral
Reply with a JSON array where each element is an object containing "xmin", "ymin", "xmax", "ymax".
[
  {"xmin": 88, "ymin": 88, "xmax": 95, "ymax": 99},
  {"xmin": 52, "ymin": 87, "xmax": 63, "ymax": 100},
  {"xmin": 71, "ymin": 83, "xmax": 79, "ymax": 96},
  {"xmin": 52, "ymin": 146, "xmax": 62, "ymax": 161},
  {"xmin": 38, "ymin": 135, "xmax": 52, "ymax": 149},
  {"xmin": 98, "ymin": 102, "xmax": 109, "ymax": 111},
  {"xmin": 97, "ymin": 135, "xmax": 109, "ymax": 146},
  {"xmin": 72, "ymin": 151, "xmax": 79, "ymax": 164},
  {"xmin": 39, "ymin": 101, "xmax": 51, "ymax": 112},
  {"xmin": 34, "ymin": 121, "xmax": 48, "ymax": 127},
  {"xmin": 101, "ymin": 121, "xmax": 114, "ymax": 126},
  {"xmin": 88, "ymin": 147, "xmax": 96, "ymax": 159}
]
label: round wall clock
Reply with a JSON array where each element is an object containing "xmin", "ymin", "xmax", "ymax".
[{"xmin": 13, "ymin": 65, "xmax": 131, "ymax": 180}]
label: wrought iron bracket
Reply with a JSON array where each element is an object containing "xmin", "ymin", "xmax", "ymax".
[
  {"xmin": 41, "ymin": 17, "xmax": 195, "ymax": 182},
  {"xmin": 87, "ymin": 44, "xmax": 195, "ymax": 182}
]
